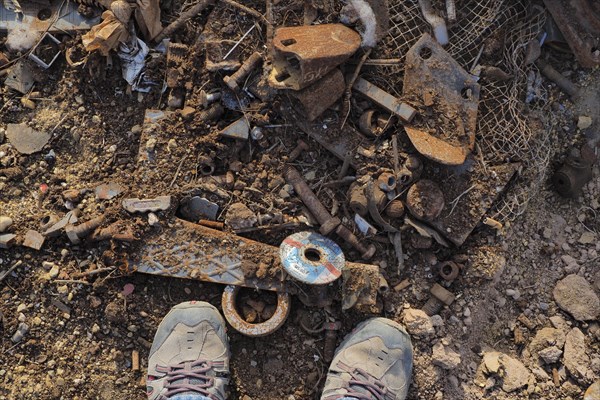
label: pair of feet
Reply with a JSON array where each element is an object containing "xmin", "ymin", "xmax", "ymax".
[{"xmin": 147, "ymin": 301, "xmax": 413, "ymax": 400}]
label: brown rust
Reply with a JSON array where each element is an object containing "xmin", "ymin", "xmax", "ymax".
[{"xmin": 405, "ymin": 180, "xmax": 445, "ymax": 222}]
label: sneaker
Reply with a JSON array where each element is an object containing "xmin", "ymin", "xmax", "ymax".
[
  {"xmin": 321, "ymin": 318, "xmax": 413, "ymax": 400},
  {"xmin": 147, "ymin": 301, "xmax": 230, "ymax": 400}
]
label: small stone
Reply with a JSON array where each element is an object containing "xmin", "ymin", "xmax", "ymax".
[
  {"xmin": 529, "ymin": 328, "xmax": 566, "ymax": 354},
  {"xmin": 45, "ymin": 263, "xmax": 60, "ymax": 280},
  {"xmin": 148, "ymin": 213, "xmax": 159, "ymax": 227},
  {"xmin": 553, "ymin": 274, "xmax": 600, "ymax": 321},
  {"xmin": 579, "ymin": 231, "xmax": 596, "ymax": 245},
  {"xmin": 430, "ymin": 315, "xmax": 444, "ymax": 327},
  {"xmin": 225, "ymin": 203, "xmax": 257, "ymax": 231},
  {"xmin": 564, "ymin": 328, "xmax": 591, "ymax": 383},
  {"xmin": 0, "ymin": 216, "xmax": 12, "ymax": 233},
  {"xmin": 16, "ymin": 303, "xmax": 26, "ymax": 313},
  {"xmin": 402, "ymin": 308, "xmax": 435, "ymax": 336},
  {"xmin": 577, "ymin": 115, "xmax": 593, "ymax": 130},
  {"xmin": 11, "ymin": 322, "xmax": 29, "ymax": 343},
  {"xmin": 538, "ymin": 346, "xmax": 563, "ymax": 364},
  {"xmin": 481, "ymin": 352, "xmax": 530, "ymax": 393},
  {"xmin": 432, "ymin": 342, "xmax": 461, "ymax": 369},
  {"xmin": 92, "ymin": 324, "xmax": 100, "ymax": 334},
  {"xmin": 506, "ymin": 289, "xmax": 521, "ymax": 300}
]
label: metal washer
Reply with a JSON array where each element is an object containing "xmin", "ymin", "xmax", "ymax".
[{"xmin": 279, "ymin": 231, "xmax": 345, "ymax": 285}]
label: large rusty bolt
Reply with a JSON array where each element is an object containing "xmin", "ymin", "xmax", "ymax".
[
  {"xmin": 422, "ymin": 283, "xmax": 455, "ymax": 316},
  {"xmin": 405, "ymin": 179, "xmax": 444, "ymax": 221},
  {"xmin": 224, "ymin": 52, "xmax": 263, "ymax": 92}
]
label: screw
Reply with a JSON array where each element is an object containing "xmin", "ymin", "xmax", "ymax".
[
  {"xmin": 288, "ymin": 139, "xmax": 309, "ymax": 162},
  {"xmin": 198, "ymin": 103, "xmax": 224, "ymax": 123},
  {"xmin": 422, "ymin": 283, "xmax": 455, "ymax": 316},
  {"xmin": 65, "ymin": 215, "xmax": 106, "ymax": 244},
  {"xmin": 223, "ymin": 52, "xmax": 263, "ymax": 92},
  {"xmin": 198, "ymin": 90, "xmax": 221, "ymax": 108},
  {"xmin": 284, "ymin": 166, "xmax": 376, "ymax": 259}
]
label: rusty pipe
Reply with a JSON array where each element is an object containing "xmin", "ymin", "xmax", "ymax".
[{"xmin": 65, "ymin": 215, "xmax": 106, "ymax": 244}]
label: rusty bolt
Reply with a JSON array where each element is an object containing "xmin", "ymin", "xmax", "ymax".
[
  {"xmin": 323, "ymin": 321, "xmax": 342, "ymax": 362},
  {"xmin": 284, "ymin": 166, "xmax": 375, "ymax": 259},
  {"xmin": 288, "ymin": 140, "xmax": 309, "ymax": 162},
  {"xmin": 422, "ymin": 283, "xmax": 455, "ymax": 316},
  {"xmin": 198, "ymin": 103, "xmax": 224, "ymax": 123},
  {"xmin": 348, "ymin": 183, "xmax": 368, "ymax": 217},
  {"xmin": 65, "ymin": 215, "xmax": 106, "ymax": 244},
  {"xmin": 377, "ymin": 172, "xmax": 397, "ymax": 192},
  {"xmin": 89, "ymin": 223, "xmax": 136, "ymax": 242},
  {"xmin": 223, "ymin": 52, "xmax": 263, "ymax": 92},
  {"xmin": 437, "ymin": 260, "xmax": 460, "ymax": 281},
  {"xmin": 198, "ymin": 155, "xmax": 215, "ymax": 176},
  {"xmin": 198, "ymin": 90, "xmax": 221, "ymax": 108}
]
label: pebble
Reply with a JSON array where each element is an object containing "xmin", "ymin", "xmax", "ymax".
[
  {"xmin": 11, "ymin": 322, "xmax": 29, "ymax": 343},
  {"xmin": 538, "ymin": 346, "xmax": 563, "ymax": 364},
  {"xmin": 553, "ymin": 274, "xmax": 600, "ymax": 321},
  {"xmin": 480, "ymin": 352, "xmax": 530, "ymax": 392},
  {"xmin": 577, "ymin": 115, "xmax": 593, "ymax": 130},
  {"xmin": 432, "ymin": 342, "xmax": 461, "ymax": 369},
  {"xmin": 506, "ymin": 289, "xmax": 521, "ymax": 300},
  {"xmin": 563, "ymin": 328, "xmax": 591, "ymax": 383},
  {"xmin": 148, "ymin": 213, "xmax": 159, "ymax": 227},
  {"xmin": 0, "ymin": 216, "xmax": 12, "ymax": 233},
  {"xmin": 402, "ymin": 308, "xmax": 435, "ymax": 336},
  {"xmin": 16, "ymin": 304, "xmax": 26, "ymax": 313}
]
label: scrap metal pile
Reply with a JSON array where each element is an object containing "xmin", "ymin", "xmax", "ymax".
[{"xmin": 1, "ymin": 0, "xmax": 597, "ymax": 336}]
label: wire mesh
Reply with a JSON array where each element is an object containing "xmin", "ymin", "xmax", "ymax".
[{"xmin": 368, "ymin": 0, "xmax": 552, "ymax": 222}]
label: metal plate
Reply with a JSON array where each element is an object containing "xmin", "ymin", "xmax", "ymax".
[{"xmin": 280, "ymin": 231, "xmax": 344, "ymax": 285}]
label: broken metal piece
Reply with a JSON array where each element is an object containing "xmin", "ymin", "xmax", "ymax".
[
  {"xmin": 6, "ymin": 123, "xmax": 51, "ymax": 155},
  {"xmin": 0, "ymin": 1, "xmax": 101, "ymax": 33},
  {"xmin": 95, "ymin": 182, "xmax": 124, "ymax": 200},
  {"xmin": 403, "ymin": 34, "xmax": 480, "ymax": 165},
  {"xmin": 43, "ymin": 210, "xmax": 79, "ymax": 237},
  {"xmin": 89, "ymin": 222, "xmax": 136, "ymax": 242},
  {"xmin": 28, "ymin": 33, "xmax": 62, "ymax": 69},
  {"xmin": 0, "ymin": 233, "xmax": 17, "ymax": 249},
  {"xmin": 22, "ymin": 230, "xmax": 44, "ymax": 250},
  {"xmin": 122, "ymin": 196, "xmax": 171, "ymax": 213},
  {"xmin": 279, "ymin": 231, "xmax": 345, "ymax": 285},
  {"xmin": 418, "ymin": 0, "xmax": 448, "ymax": 45},
  {"xmin": 269, "ymin": 24, "xmax": 361, "ymax": 90},
  {"xmin": 219, "ymin": 117, "xmax": 250, "ymax": 140},
  {"xmin": 222, "ymin": 285, "xmax": 291, "ymax": 337},
  {"xmin": 353, "ymin": 78, "xmax": 417, "ymax": 123},
  {"xmin": 405, "ymin": 179, "xmax": 445, "ymax": 222},
  {"xmin": 543, "ymin": 0, "xmax": 600, "ymax": 68},
  {"xmin": 4, "ymin": 61, "xmax": 34, "ymax": 95},
  {"xmin": 291, "ymin": 68, "xmax": 346, "ymax": 121},
  {"xmin": 223, "ymin": 52, "xmax": 262, "ymax": 93},
  {"xmin": 358, "ymin": 109, "xmax": 391, "ymax": 137},
  {"xmin": 422, "ymin": 283, "xmax": 455, "ymax": 316},
  {"xmin": 535, "ymin": 59, "xmax": 580, "ymax": 98},
  {"xmin": 179, "ymin": 196, "xmax": 219, "ymax": 221},
  {"xmin": 342, "ymin": 262, "xmax": 380, "ymax": 312}
]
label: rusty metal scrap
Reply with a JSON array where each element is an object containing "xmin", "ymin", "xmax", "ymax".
[
  {"xmin": 403, "ymin": 34, "xmax": 480, "ymax": 166},
  {"xmin": 291, "ymin": 69, "xmax": 346, "ymax": 121},
  {"xmin": 269, "ymin": 24, "xmax": 361, "ymax": 90},
  {"xmin": 353, "ymin": 77, "xmax": 417, "ymax": 123},
  {"xmin": 132, "ymin": 219, "xmax": 379, "ymax": 295},
  {"xmin": 543, "ymin": 0, "xmax": 600, "ymax": 68}
]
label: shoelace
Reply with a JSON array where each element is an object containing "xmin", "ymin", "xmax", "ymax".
[
  {"xmin": 155, "ymin": 360, "xmax": 224, "ymax": 398},
  {"xmin": 338, "ymin": 363, "xmax": 394, "ymax": 400}
]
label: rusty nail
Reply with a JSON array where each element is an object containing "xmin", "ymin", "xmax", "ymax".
[
  {"xmin": 198, "ymin": 90, "xmax": 221, "ymax": 108},
  {"xmin": 323, "ymin": 321, "xmax": 342, "ymax": 362},
  {"xmin": 197, "ymin": 220, "xmax": 225, "ymax": 230},
  {"xmin": 288, "ymin": 139, "xmax": 309, "ymax": 162},
  {"xmin": 223, "ymin": 52, "xmax": 263, "ymax": 92}
]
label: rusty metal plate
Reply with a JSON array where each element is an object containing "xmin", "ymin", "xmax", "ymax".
[
  {"xmin": 543, "ymin": 0, "xmax": 600, "ymax": 68},
  {"xmin": 269, "ymin": 24, "xmax": 361, "ymax": 90},
  {"xmin": 403, "ymin": 34, "xmax": 480, "ymax": 166},
  {"xmin": 132, "ymin": 219, "xmax": 378, "ymax": 295},
  {"xmin": 421, "ymin": 159, "xmax": 520, "ymax": 246}
]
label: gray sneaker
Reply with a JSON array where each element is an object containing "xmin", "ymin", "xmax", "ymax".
[
  {"xmin": 321, "ymin": 318, "xmax": 413, "ymax": 400},
  {"xmin": 147, "ymin": 301, "xmax": 230, "ymax": 400}
]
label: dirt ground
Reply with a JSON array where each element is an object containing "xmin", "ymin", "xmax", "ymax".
[{"xmin": 1, "ymin": 1, "xmax": 600, "ymax": 399}]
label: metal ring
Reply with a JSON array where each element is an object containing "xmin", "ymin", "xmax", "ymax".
[
  {"xmin": 221, "ymin": 285, "xmax": 290, "ymax": 337},
  {"xmin": 438, "ymin": 261, "xmax": 460, "ymax": 281}
]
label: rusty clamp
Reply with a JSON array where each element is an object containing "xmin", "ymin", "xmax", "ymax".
[{"xmin": 221, "ymin": 285, "xmax": 291, "ymax": 337}]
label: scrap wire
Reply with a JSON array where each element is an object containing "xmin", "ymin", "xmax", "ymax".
[
  {"xmin": 223, "ymin": 24, "xmax": 256, "ymax": 60},
  {"xmin": 447, "ymin": 184, "xmax": 476, "ymax": 217}
]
